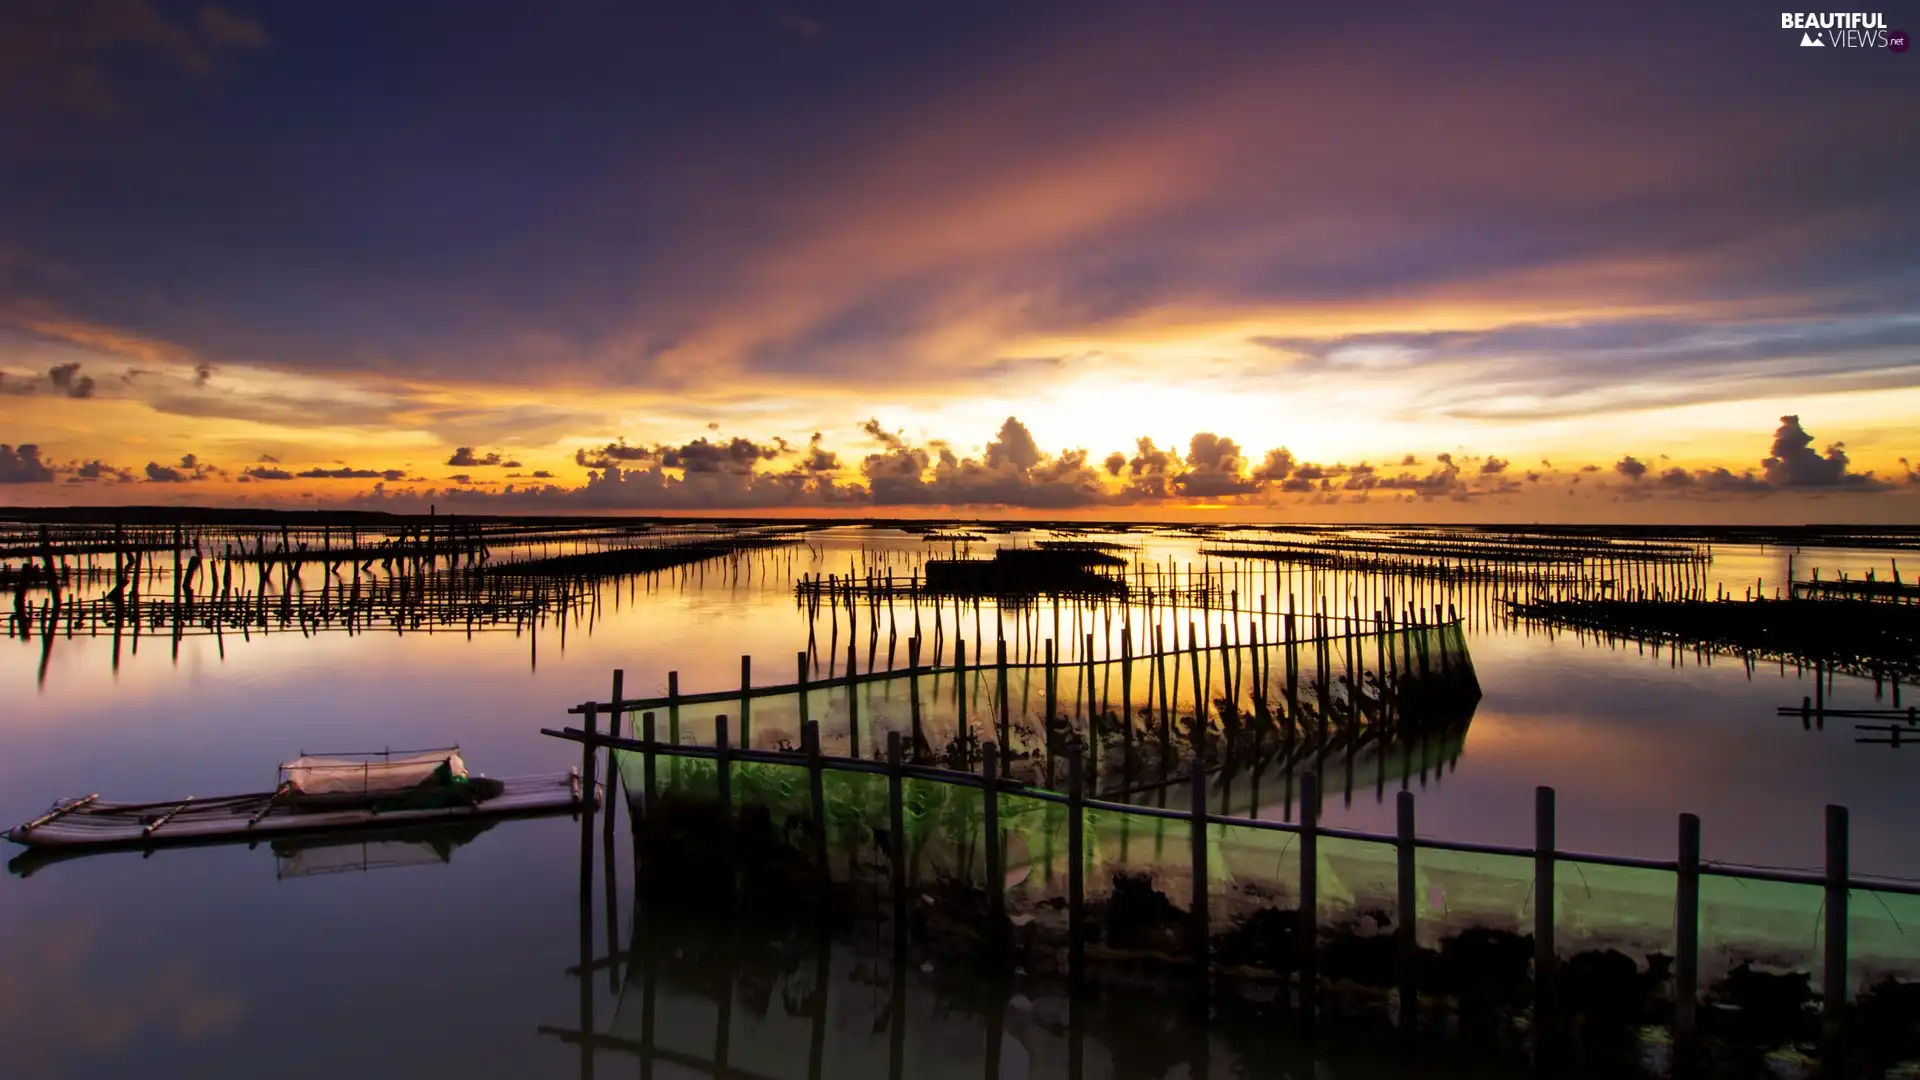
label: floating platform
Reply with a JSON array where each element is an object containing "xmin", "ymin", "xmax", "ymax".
[{"xmin": 5, "ymin": 770, "xmax": 593, "ymax": 854}]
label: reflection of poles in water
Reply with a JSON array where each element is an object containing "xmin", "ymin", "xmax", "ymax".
[
  {"xmin": 603, "ymin": 793, "xmax": 619, "ymax": 999},
  {"xmin": 577, "ymin": 769, "xmax": 596, "ymax": 1080},
  {"xmin": 37, "ymin": 600, "xmax": 56, "ymax": 688}
]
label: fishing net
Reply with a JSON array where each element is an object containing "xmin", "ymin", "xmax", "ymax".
[{"xmin": 1557, "ymin": 859, "xmax": 1675, "ymax": 961}]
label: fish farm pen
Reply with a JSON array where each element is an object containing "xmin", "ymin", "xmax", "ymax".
[
  {"xmin": 607, "ymin": 581, "xmax": 1479, "ymax": 784},
  {"xmin": 3, "ymin": 519, "xmax": 806, "ymax": 631},
  {"xmin": 0, "ymin": 517, "xmax": 804, "ymax": 589},
  {"xmin": 538, "ymin": 539, "xmax": 1920, "ymax": 1074},
  {"xmin": 1506, "ymin": 554, "xmax": 1920, "ymax": 694},
  {"xmin": 792, "ymin": 547, "xmax": 1507, "ymax": 672},
  {"xmin": 1, "ymin": 519, "xmax": 813, "ymax": 687},
  {"xmin": 550, "ymin": 711, "xmax": 1920, "ymax": 1075}
]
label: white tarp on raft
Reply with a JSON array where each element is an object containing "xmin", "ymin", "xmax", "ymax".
[{"xmin": 280, "ymin": 749, "xmax": 466, "ymax": 796}]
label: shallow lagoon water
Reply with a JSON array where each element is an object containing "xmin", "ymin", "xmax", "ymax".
[{"xmin": 1, "ymin": 526, "xmax": 1910, "ymax": 1077}]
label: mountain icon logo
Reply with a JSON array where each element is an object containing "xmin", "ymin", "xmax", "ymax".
[{"xmin": 1800, "ymin": 31, "xmax": 1825, "ymax": 46}]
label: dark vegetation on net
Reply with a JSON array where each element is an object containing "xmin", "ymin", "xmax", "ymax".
[{"xmin": 603, "ymin": 741, "xmax": 1920, "ymax": 1080}]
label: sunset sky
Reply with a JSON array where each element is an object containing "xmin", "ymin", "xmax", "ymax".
[{"xmin": 1, "ymin": 1, "xmax": 1916, "ymax": 521}]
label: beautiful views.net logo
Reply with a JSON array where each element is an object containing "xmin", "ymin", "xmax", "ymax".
[{"xmin": 1781, "ymin": 11, "xmax": 1909, "ymax": 49}]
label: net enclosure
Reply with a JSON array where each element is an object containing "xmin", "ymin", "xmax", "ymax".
[{"xmin": 279, "ymin": 747, "xmax": 468, "ymax": 797}]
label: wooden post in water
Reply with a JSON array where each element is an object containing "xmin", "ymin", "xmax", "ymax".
[
  {"xmin": 847, "ymin": 640, "xmax": 861, "ymax": 758},
  {"xmin": 1120, "ymin": 627, "xmax": 1134, "ymax": 776},
  {"xmin": 956, "ymin": 638, "xmax": 968, "ymax": 751},
  {"xmin": 667, "ymin": 670, "xmax": 681, "ymax": 747},
  {"xmin": 714, "ymin": 715, "xmax": 732, "ymax": 808},
  {"xmin": 888, "ymin": 732, "xmax": 907, "ymax": 949},
  {"xmin": 579, "ymin": 702, "xmax": 599, "ymax": 896},
  {"xmin": 1156, "ymin": 625, "xmax": 1171, "ymax": 749},
  {"xmin": 1186, "ymin": 621, "xmax": 1204, "ymax": 750},
  {"xmin": 1675, "ymin": 812, "xmax": 1701, "ymax": 1051},
  {"xmin": 1535, "ymin": 786, "xmax": 1556, "ymax": 1041},
  {"xmin": 1285, "ymin": 603, "xmax": 1299, "ymax": 715},
  {"xmin": 905, "ymin": 634, "xmax": 924, "ymax": 760},
  {"xmin": 995, "ymin": 635, "xmax": 1011, "ymax": 749},
  {"xmin": 1067, "ymin": 745, "xmax": 1086, "ymax": 982},
  {"xmin": 1397, "ymin": 789, "xmax": 1417, "ymax": 1033},
  {"xmin": 739, "ymin": 655, "xmax": 752, "ymax": 748},
  {"xmin": 641, "ymin": 711, "xmax": 658, "ymax": 808},
  {"xmin": 1300, "ymin": 770, "xmax": 1319, "ymax": 1022},
  {"xmin": 1825, "ymin": 804, "xmax": 1850, "ymax": 1056},
  {"xmin": 797, "ymin": 652, "xmax": 810, "ymax": 731},
  {"xmin": 804, "ymin": 720, "xmax": 828, "ymax": 881},
  {"xmin": 1190, "ymin": 755, "xmax": 1210, "ymax": 974},
  {"xmin": 983, "ymin": 742, "xmax": 1005, "ymax": 932},
  {"xmin": 714, "ymin": 715, "xmax": 734, "ymax": 910},
  {"xmin": 605, "ymin": 670, "xmax": 624, "ymax": 845},
  {"xmin": 1083, "ymin": 626, "xmax": 1097, "ymax": 729},
  {"xmin": 1044, "ymin": 638, "xmax": 1057, "ymax": 724}
]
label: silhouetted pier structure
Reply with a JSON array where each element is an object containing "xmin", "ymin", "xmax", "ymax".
[
  {"xmin": 1194, "ymin": 526, "xmax": 1709, "ymax": 561},
  {"xmin": 1203, "ymin": 532, "xmax": 1712, "ymax": 597},
  {"xmin": 1506, "ymin": 596, "xmax": 1920, "ymax": 684},
  {"xmin": 0, "ymin": 518, "xmax": 803, "ymax": 589},
  {"xmin": 2, "ymin": 519, "xmax": 814, "ymax": 688},
  {"xmin": 484, "ymin": 533, "xmax": 802, "ymax": 580},
  {"xmin": 1789, "ymin": 561, "xmax": 1916, "ymax": 604}
]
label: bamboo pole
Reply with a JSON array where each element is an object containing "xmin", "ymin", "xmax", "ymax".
[
  {"xmin": 739, "ymin": 655, "xmax": 752, "ymax": 748},
  {"xmin": 804, "ymin": 720, "xmax": 827, "ymax": 879},
  {"xmin": 579, "ymin": 702, "xmax": 599, "ymax": 898},
  {"xmin": 667, "ymin": 670, "xmax": 681, "ymax": 746},
  {"xmin": 1300, "ymin": 769, "xmax": 1319, "ymax": 1022},
  {"xmin": 889, "ymin": 731, "xmax": 907, "ymax": 950},
  {"xmin": 1825, "ymin": 804, "xmax": 1850, "ymax": 1054},
  {"xmin": 796, "ymin": 652, "xmax": 810, "ymax": 732},
  {"xmin": 983, "ymin": 742, "xmax": 1005, "ymax": 931},
  {"xmin": 1067, "ymin": 745, "xmax": 1085, "ymax": 981},
  {"xmin": 605, "ymin": 670, "xmax": 624, "ymax": 845},
  {"xmin": 1397, "ymin": 789, "xmax": 1417, "ymax": 1033},
  {"xmin": 1121, "ymin": 627, "xmax": 1134, "ymax": 779},
  {"xmin": 1535, "ymin": 786, "xmax": 1556, "ymax": 1040},
  {"xmin": 1186, "ymin": 621, "xmax": 1203, "ymax": 749},
  {"xmin": 847, "ymin": 640, "xmax": 861, "ymax": 758},
  {"xmin": 714, "ymin": 716, "xmax": 734, "ymax": 903},
  {"xmin": 996, "ymin": 636, "xmax": 1010, "ymax": 750},
  {"xmin": 908, "ymin": 635, "xmax": 923, "ymax": 761},
  {"xmin": 641, "ymin": 711, "xmax": 657, "ymax": 808},
  {"xmin": 1190, "ymin": 756, "xmax": 1210, "ymax": 974},
  {"xmin": 1044, "ymin": 638, "xmax": 1057, "ymax": 729},
  {"xmin": 955, "ymin": 637, "xmax": 967, "ymax": 752},
  {"xmin": 1675, "ymin": 812, "xmax": 1701, "ymax": 1050}
]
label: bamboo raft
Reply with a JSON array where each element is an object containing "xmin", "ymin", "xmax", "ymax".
[{"xmin": 6, "ymin": 770, "xmax": 593, "ymax": 853}]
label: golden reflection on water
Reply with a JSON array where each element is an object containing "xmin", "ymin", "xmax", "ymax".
[{"xmin": 1, "ymin": 529, "xmax": 1911, "ymax": 871}]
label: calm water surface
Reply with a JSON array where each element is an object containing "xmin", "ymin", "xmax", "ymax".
[{"xmin": 0, "ymin": 527, "xmax": 1908, "ymax": 1077}]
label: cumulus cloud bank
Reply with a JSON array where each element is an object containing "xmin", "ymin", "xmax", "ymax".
[
  {"xmin": 4, "ymin": 413, "xmax": 1910, "ymax": 515},
  {"xmin": 0, "ymin": 444, "xmax": 56, "ymax": 483}
]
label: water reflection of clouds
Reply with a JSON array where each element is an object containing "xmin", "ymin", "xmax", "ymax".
[{"xmin": 0, "ymin": 916, "xmax": 243, "ymax": 1076}]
